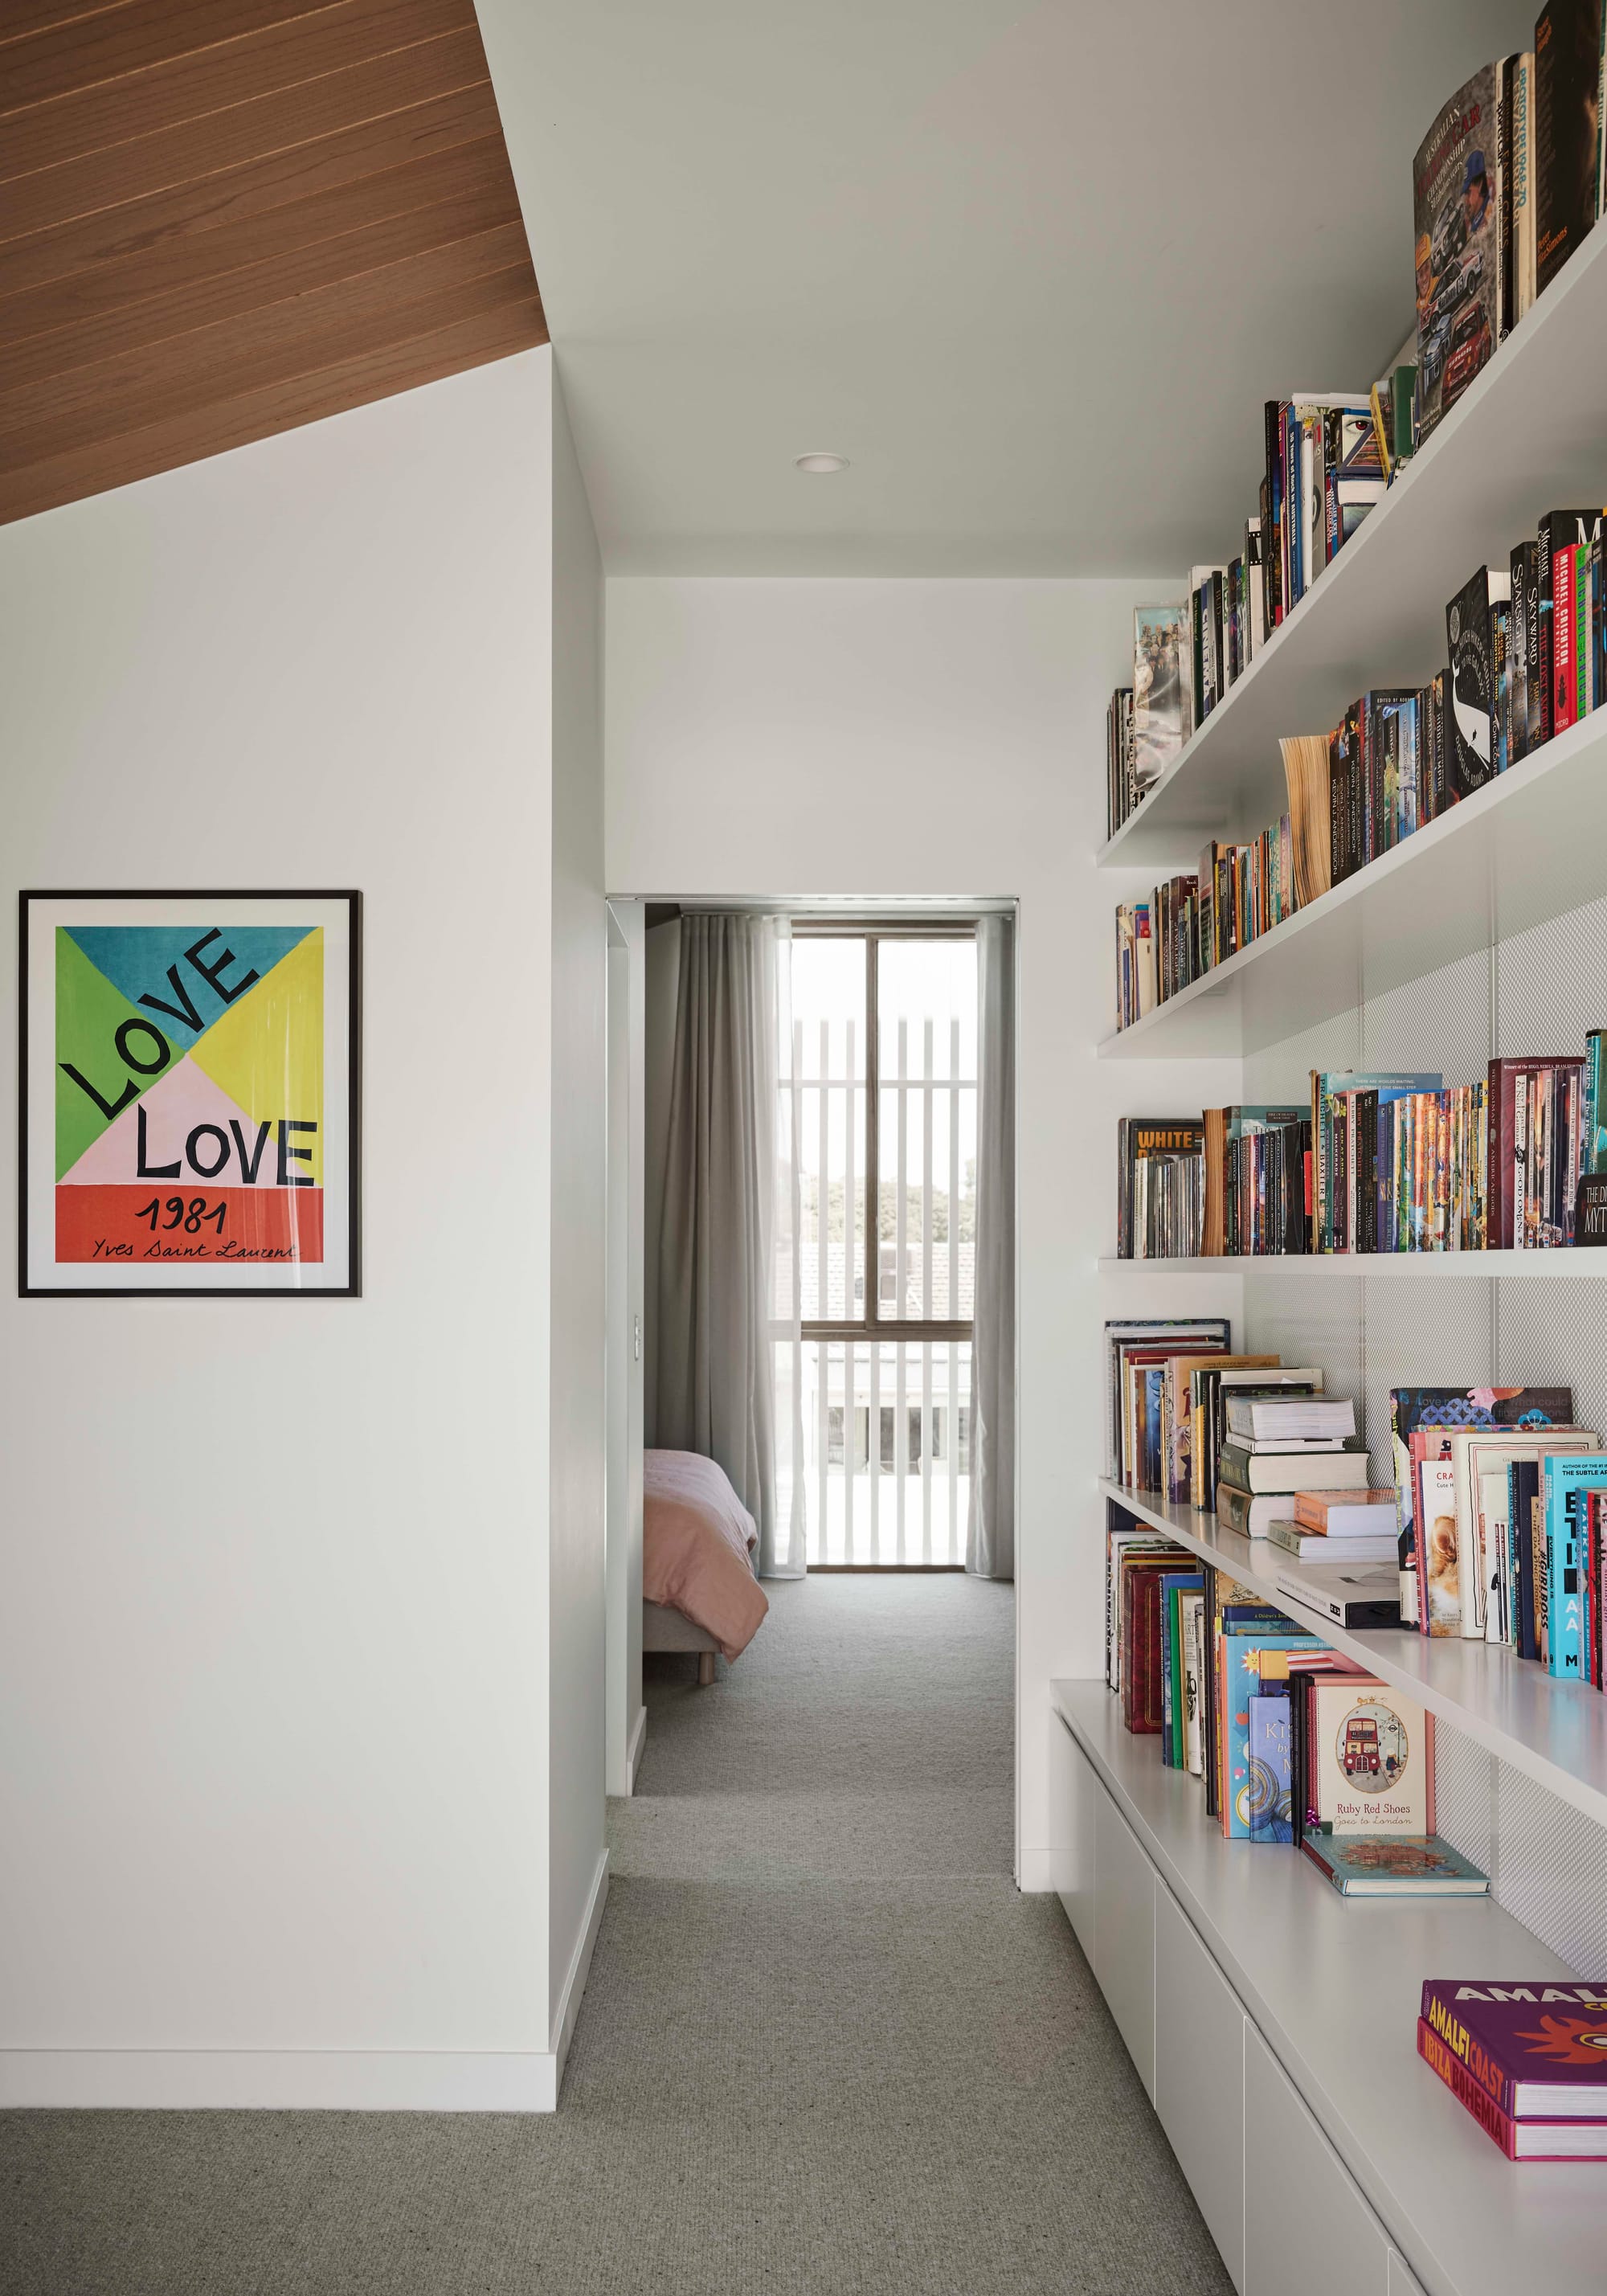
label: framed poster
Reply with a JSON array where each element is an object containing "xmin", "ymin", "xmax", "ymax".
[{"xmin": 19, "ymin": 891, "xmax": 360, "ymax": 1296}]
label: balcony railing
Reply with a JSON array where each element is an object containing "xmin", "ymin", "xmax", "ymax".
[{"xmin": 781, "ymin": 1338, "xmax": 973, "ymax": 1565}]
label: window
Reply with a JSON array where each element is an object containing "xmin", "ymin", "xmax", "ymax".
[{"xmin": 783, "ymin": 927, "xmax": 977, "ymax": 1565}]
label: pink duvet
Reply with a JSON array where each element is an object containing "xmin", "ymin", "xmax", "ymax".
[{"xmin": 643, "ymin": 1449, "xmax": 769, "ymax": 1661}]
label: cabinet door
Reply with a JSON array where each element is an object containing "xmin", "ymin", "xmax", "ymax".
[
  {"xmin": 1154, "ymin": 1882, "xmax": 1246, "ymax": 2292},
  {"xmin": 1049, "ymin": 1713, "xmax": 1098, "ymax": 1962},
  {"xmin": 1092, "ymin": 1783, "xmax": 1155, "ymax": 2097},
  {"xmin": 1244, "ymin": 2022, "xmax": 1388, "ymax": 2296},
  {"xmin": 1387, "ymin": 2257, "xmax": 1427, "ymax": 2296}
]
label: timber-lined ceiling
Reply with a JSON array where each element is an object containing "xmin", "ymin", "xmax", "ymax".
[{"xmin": 0, "ymin": 0, "xmax": 547, "ymax": 526}]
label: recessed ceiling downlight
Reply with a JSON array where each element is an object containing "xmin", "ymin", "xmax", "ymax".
[{"xmin": 795, "ymin": 452, "xmax": 848, "ymax": 473}]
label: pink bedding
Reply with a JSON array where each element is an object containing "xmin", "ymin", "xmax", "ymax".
[{"xmin": 643, "ymin": 1450, "xmax": 769, "ymax": 1661}]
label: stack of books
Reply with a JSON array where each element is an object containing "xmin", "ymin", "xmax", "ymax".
[
  {"xmin": 1419, "ymin": 1982, "xmax": 1607, "ymax": 2159},
  {"xmin": 1214, "ymin": 1394, "xmax": 1364, "ymax": 1540}
]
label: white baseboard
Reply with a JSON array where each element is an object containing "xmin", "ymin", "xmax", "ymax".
[
  {"xmin": 625, "ymin": 1703, "xmax": 648, "ymax": 1795},
  {"xmin": 0, "ymin": 2047, "xmax": 563, "ymax": 2112},
  {"xmin": 550, "ymin": 1844, "xmax": 609, "ymax": 2088},
  {"xmin": 1, "ymin": 1848, "xmax": 614, "ymax": 2116},
  {"xmin": 1017, "ymin": 1846, "xmax": 1053, "ymax": 1893}
]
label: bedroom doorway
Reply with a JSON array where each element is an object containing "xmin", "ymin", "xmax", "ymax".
[{"xmin": 784, "ymin": 925, "xmax": 977, "ymax": 1567}]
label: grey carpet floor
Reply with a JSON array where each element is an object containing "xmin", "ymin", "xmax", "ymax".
[{"xmin": 0, "ymin": 1574, "xmax": 1230, "ymax": 2295}]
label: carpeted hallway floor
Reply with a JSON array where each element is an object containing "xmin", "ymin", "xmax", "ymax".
[{"xmin": 0, "ymin": 1575, "xmax": 1230, "ymax": 2295}]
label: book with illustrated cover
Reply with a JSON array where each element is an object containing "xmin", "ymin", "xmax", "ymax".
[
  {"xmin": 1446, "ymin": 565, "xmax": 1510, "ymax": 798},
  {"xmin": 1535, "ymin": 0, "xmax": 1606, "ymax": 295},
  {"xmin": 1422, "ymin": 1980, "xmax": 1607, "ymax": 2117},
  {"xmin": 1390, "ymin": 1387, "xmax": 1574, "ymax": 1630},
  {"xmin": 1133, "ymin": 604, "xmax": 1188, "ymax": 786},
  {"xmin": 1306, "ymin": 1835, "xmax": 1487, "ymax": 1897},
  {"xmin": 1543, "ymin": 1455, "xmax": 1607, "ymax": 1679},
  {"xmin": 1246, "ymin": 1691, "xmax": 1294, "ymax": 1840},
  {"xmin": 1308, "ymin": 1677, "xmax": 1432, "ymax": 1836},
  {"xmin": 1414, "ymin": 64, "xmax": 1503, "ymax": 443},
  {"xmin": 1536, "ymin": 509, "xmax": 1603, "ymax": 746},
  {"xmin": 1221, "ymin": 1631, "xmax": 1322, "ymax": 1839}
]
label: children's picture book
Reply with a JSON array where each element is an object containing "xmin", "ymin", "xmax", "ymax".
[
  {"xmin": 1310, "ymin": 1678, "xmax": 1432, "ymax": 1836},
  {"xmin": 1246, "ymin": 1690, "xmax": 1294, "ymax": 1840},
  {"xmin": 1222, "ymin": 1630, "xmax": 1323, "ymax": 1838},
  {"xmin": 1304, "ymin": 1834, "xmax": 1488, "ymax": 1896}
]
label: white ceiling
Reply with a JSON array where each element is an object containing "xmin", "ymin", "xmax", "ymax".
[{"xmin": 476, "ymin": 1, "xmax": 1526, "ymax": 576}]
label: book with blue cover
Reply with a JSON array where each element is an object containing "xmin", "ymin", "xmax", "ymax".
[
  {"xmin": 1544, "ymin": 1455, "xmax": 1607, "ymax": 1680},
  {"xmin": 1247, "ymin": 1690, "xmax": 1294, "ymax": 1841},
  {"xmin": 1221, "ymin": 1628, "xmax": 1323, "ymax": 1839}
]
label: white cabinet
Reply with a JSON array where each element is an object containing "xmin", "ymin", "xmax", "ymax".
[
  {"xmin": 1050, "ymin": 1711, "xmax": 1098, "ymax": 1961},
  {"xmin": 1387, "ymin": 2258, "xmax": 1426, "ymax": 2296},
  {"xmin": 1243, "ymin": 2023, "xmax": 1388, "ymax": 2296},
  {"xmin": 1093, "ymin": 1782, "xmax": 1155, "ymax": 2096},
  {"xmin": 1154, "ymin": 1882, "xmax": 1246, "ymax": 2291}
]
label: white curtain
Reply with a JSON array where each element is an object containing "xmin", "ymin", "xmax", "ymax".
[
  {"xmin": 967, "ymin": 911, "xmax": 1016, "ymax": 1581},
  {"xmin": 656, "ymin": 913, "xmax": 804, "ymax": 1578}
]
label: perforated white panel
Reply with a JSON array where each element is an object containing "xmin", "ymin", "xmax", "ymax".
[{"xmin": 1233, "ymin": 896, "xmax": 1607, "ymax": 1972}]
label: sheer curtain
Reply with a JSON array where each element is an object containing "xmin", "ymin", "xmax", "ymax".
[
  {"xmin": 967, "ymin": 911, "xmax": 1016, "ymax": 1580},
  {"xmin": 655, "ymin": 912, "xmax": 804, "ymax": 1578}
]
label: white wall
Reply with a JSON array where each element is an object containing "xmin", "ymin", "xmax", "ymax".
[
  {"xmin": 605, "ymin": 578, "xmax": 1239, "ymax": 1881},
  {"xmin": 0, "ymin": 350, "xmax": 607, "ymax": 2109},
  {"xmin": 641, "ymin": 915, "xmax": 681, "ymax": 1450}
]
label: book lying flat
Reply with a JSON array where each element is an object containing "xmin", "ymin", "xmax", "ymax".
[
  {"xmin": 1217, "ymin": 1446, "xmax": 1372, "ymax": 1494},
  {"xmin": 1292, "ymin": 1490, "xmax": 1396, "ymax": 1532},
  {"xmin": 1265, "ymin": 1520, "xmax": 1398, "ymax": 1564},
  {"xmin": 1417, "ymin": 2020, "xmax": 1607, "ymax": 2159},
  {"xmin": 1226, "ymin": 1396, "xmax": 1356, "ymax": 1440},
  {"xmin": 1302, "ymin": 1834, "xmax": 1488, "ymax": 1896},
  {"xmin": 1421, "ymin": 1981, "xmax": 1607, "ymax": 2118}
]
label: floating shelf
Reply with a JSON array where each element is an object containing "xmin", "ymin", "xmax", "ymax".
[
  {"xmin": 1098, "ymin": 701, "xmax": 1607, "ymax": 1059},
  {"xmin": 1098, "ymin": 220, "xmax": 1607, "ymax": 870},
  {"xmin": 1098, "ymin": 1253, "xmax": 1607, "ymax": 1278},
  {"xmin": 1052, "ymin": 1679, "xmax": 1607, "ymax": 2296},
  {"xmin": 1096, "ymin": 1477, "xmax": 1607, "ymax": 1834}
]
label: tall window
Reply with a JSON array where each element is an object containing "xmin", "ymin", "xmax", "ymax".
[{"xmin": 782, "ymin": 927, "xmax": 976, "ymax": 1565}]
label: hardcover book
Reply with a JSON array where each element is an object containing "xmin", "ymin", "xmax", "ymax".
[
  {"xmin": 1133, "ymin": 604, "xmax": 1188, "ymax": 785},
  {"xmin": 1421, "ymin": 1980, "xmax": 1607, "ymax": 2115},
  {"xmin": 1389, "ymin": 1386, "xmax": 1574, "ymax": 1629},
  {"xmin": 1535, "ymin": 0, "xmax": 1606, "ymax": 294},
  {"xmin": 1414, "ymin": 63, "xmax": 1503, "ymax": 441},
  {"xmin": 1310, "ymin": 1678, "xmax": 1432, "ymax": 1836},
  {"xmin": 1304, "ymin": 1834, "xmax": 1487, "ymax": 1897},
  {"xmin": 1418, "ymin": 2019, "xmax": 1607, "ymax": 2156}
]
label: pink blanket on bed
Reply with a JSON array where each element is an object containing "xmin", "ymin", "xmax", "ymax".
[{"xmin": 643, "ymin": 1450, "xmax": 769, "ymax": 1661}]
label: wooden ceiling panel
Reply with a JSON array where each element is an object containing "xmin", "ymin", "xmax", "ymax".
[{"xmin": 0, "ymin": 0, "xmax": 546, "ymax": 524}]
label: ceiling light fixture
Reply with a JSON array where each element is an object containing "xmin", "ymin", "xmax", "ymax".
[{"xmin": 795, "ymin": 452, "xmax": 848, "ymax": 474}]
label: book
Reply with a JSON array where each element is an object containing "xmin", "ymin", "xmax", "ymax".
[
  {"xmin": 1279, "ymin": 732, "xmax": 1332, "ymax": 907},
  {"xmin": 1180, "ymin": 1590, "xmax": 1207, "ymax": 1774},
  {"xmin": 1264, "ymin": 1520, "xmax": 1398, "ymax": 1564},
  {"xmin": 1537, "ymin": 509, "xmax": 1603, "ymax": 746},
  {"xmin": 1446, "ymin": 564, "xmax": 1510, "ymax": 797},
  {"xmin": 1133, "ymin": 604, "xmax": 1188, "ymax": 787},
  {"xmin": 1216, "ymin": 1446, "xmax": 1372, "ymax": 1495},
  {"xmin": 1543, "ymin": 1455, "xmax": 1607, "ymax": 1679},
  {"xmin": 1513, "ymin": 51, "xmax": 1539, "ymax": 319},
  {"xmin": 1414, "ymin": 63, "xmax": 1504, "ymax": 443},
  {"xmin": 1422, "ymin": 1979, "xmax": 1607, "ymax": 2116},
  {"xmin": 1273, "ymin": 1561, "xmax": 1401, "ymax": 1627},
  {"xmin": 1418, "ymin": 2018, "xmax": 1607, "ymax": 2157},
  {"xmin": 1118, "ymin": 1115, "xmax": 1205, "ymax": 1258},
  {"xmin": 1105, "ymin": 1319, "xmax": 1231, "ymax": 1481},
  {"xmin": 1221, "ymin": 1629, "xmax": 1323, "ymax": 1838},
  {"xmin": 1306, "ymin": 1834, "xmax": 1487, "ymax": 1896},
  {"xmin": 1487, "ymin": 1055, "xmax": 1585, "ymax": 1246},
  {"xmin": 1535, "ymin": 0, "xmax": 1606, "ymax": 296},
  {"xmin": 1309, "ymin": 1676, "xmax": 1432, "ymax": 1836},
  {"xmin": 1246, "ymin": 1691, "xmax": 1294, "ymax": 1841},
  {"xmin": 1217, "ymin": 1483, "xmax": 1306, "ymax": 1540},
  {"xmin": 1292, "ymin": 1490, "xmax": 1396, "ymax": 1533},
  {"xmin": 1225, "ymin": 1395, "xmax": 1356, "ymax": 1442}
]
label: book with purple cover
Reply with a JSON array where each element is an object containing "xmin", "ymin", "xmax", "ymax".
[{"xmin": 1421, "ymin": 1980, "xmax": 1607, "ymax": 2117}]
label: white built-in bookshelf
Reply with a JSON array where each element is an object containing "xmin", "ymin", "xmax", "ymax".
[{"xmin": 1081, "ymin": 194, "xmax": 1607, "ymax": 2296}]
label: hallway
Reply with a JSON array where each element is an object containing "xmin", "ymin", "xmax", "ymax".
[{"xmin": 1, "ymin": 1578, "xmax": 1229, "ymax": 2295}]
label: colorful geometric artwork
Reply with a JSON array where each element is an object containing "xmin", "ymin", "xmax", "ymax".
[{"xmin": 21, "ymin": 894, "xmax": 359, "ymax": 1295}]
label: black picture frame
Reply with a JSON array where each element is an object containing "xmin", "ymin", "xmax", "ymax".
[{"xmin": 19, "ymin": 890, "xmax": 362, "ymax": 1298}]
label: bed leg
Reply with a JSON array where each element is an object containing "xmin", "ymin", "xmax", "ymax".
[{"xmin": 697, "ymin": 1651, "xmax": 716, "ymax": 1688}]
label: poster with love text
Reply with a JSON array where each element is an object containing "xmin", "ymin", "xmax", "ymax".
[{"xmin": 21, "ymin": 893, "xmax": 360, "ymax": 1295}]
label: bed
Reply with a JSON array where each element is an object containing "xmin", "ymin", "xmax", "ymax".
[{"xmin": 642, "ymin": 1449, "xmax": 768, "ymax": 1684}]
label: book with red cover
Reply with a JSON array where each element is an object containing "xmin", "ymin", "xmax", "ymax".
[
  {"xmin": 1421, "ymin": 1980, "xmax": 1607, "ymax": 2118},
  {"xmin": 1417, "ymin": 2018, "xmax": 1607, "ymax": 2158},
  {"xmin": 1120, "ymin": 1557, "xmax": 1174, "ymax": 1733}
]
